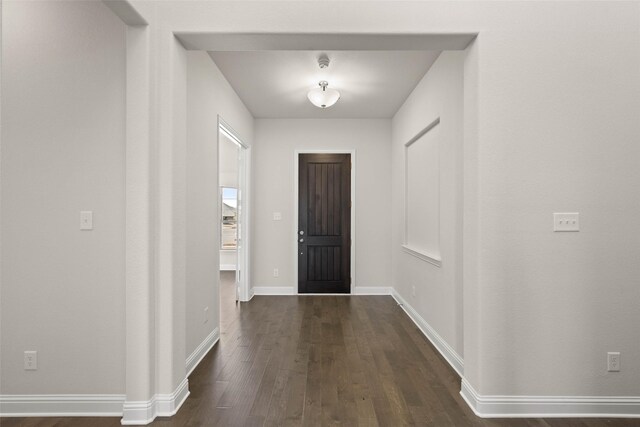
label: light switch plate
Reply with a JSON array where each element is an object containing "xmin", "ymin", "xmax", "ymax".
[
  {"xmin": 273, "ymin": 212, "xmax": 282, "ymax": 221},
  {"xmin": 80, "ymin": 211, "xmax": 93, "ymax": 230},
  {"xmin": 608, "ymin": 352, "xmax": 621, "ymax": 372},
  {"xmin": 24, "ymin": 351, "xmax": 37, "ymax": 370},
  {"xmin": 553, "ymin": 213, "xmax": 579, "ymax": 232}
]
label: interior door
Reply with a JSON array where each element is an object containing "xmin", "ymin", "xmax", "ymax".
[{"xmin": 298, "ymin": 153, "xmax": 351, "ymax": 293}]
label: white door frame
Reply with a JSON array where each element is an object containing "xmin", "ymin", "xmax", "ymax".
[
  {"xmin": 218, "ymin": 117, "xmax": 251, "ymax": 302},
  {"xmin": 293, "ymin": 149, "xmax": 356, "ymax": 295}
]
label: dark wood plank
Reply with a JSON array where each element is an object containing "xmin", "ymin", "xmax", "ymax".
[
  {"xmin": 314, "ymin": 163, "xmax": 322, "ymax": 236},
  {"xmin": 321, "ymin": 163, "xmax": 328, "ymax": 236},
  {"xmin": 327, "ymin": 163, "xmax": 334, "ymax": 236},
  {"xmin": 333, "ymin": 163, "xmax": 341, "ymax": 235}
]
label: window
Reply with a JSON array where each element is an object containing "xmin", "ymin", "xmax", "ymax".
[{"xmin": 221, "ymin": 187, "xmax": 238, "ymax": 250}]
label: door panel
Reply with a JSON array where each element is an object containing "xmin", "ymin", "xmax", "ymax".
[{"xmin": 299, "ymin": 154, "xmax": 350, "ymax": 293}]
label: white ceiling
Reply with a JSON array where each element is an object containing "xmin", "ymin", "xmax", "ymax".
[{"xmin": 208, "ymin": 50, "xmax": 441, "ymax": 119}]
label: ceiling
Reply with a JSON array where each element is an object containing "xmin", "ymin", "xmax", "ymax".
[{"xmin": 208, "ymin": 50, "xmax": 441, "ymax": 119}]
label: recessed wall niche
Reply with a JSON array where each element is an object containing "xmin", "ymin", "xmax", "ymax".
[{"xmin": 403, "ymin": 117, "xmax": 441, "ymax": 266}]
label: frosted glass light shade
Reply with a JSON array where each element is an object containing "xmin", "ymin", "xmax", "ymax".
[{"xmin": 307, "ymin": 81, "xmax": 340, "ymax": 108}]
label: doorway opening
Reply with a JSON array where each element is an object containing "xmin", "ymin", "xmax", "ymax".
[{"xmin": 218, "ymin": 118, "xmax": 250, "ymax": 307}]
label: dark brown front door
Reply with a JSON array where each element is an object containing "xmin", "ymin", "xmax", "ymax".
[{"xmin": 298, "ymin": 153, "xmax": 351, "ymax": 294}]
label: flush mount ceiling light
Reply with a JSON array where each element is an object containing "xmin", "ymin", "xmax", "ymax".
[
  {"xmin": 307, "ymin": 55, "xmax": 340, "ymax": 109},
  {"xmin": 307, "ymin": 81, "xmax": 340, "ymax": 109}
]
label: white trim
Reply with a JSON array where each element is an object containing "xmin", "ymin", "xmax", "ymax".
[
  {"xmin": 391, "ymin": 288, "xmax": 464, "ymax": 376},
  {"xmin": 0, "ymin": 394, "xmax": 126, "ymax": 417},
  {"xmin": 297, "ymin": 293, "xmax": 359, "ymax": 296},
  {"xmin": 252, "ymin": 286, "xmax": 391, "ymax": 296},
  {"xmin": 460, "ymin": 378, "xmax": 640, "ymax": 418},
  {"xmin": 248, "ymin": 287, "xmax": 255, "ymax": 300},
  {"xmin": 252, "ymin": 286, "xmax": 295, "ymax": 296},
  {"xmin": 121, "ymin": 399, "xmax": 155, "ymax": 425},
  {"xmin": 218, "ymin": 117, "xmax": 252, "ymax": 303},
  {"xmin": 354, "ymin": 287, "xmax": 393, "ymax": 295},
  {"xmin": 185, "ymin": 327, "xmax": 220, "ymax": 377},
  {"xmin": 219, "ymin": 120, "xmax": 248, "ymax": 149},
  {"xmin": 220, "ymin": 264, "xmax": 236, "ymax": 271},
  {"xmin": 156, "ymin": 379, "xmax": 190, "ymax": 418},
  {"xmin": 293, "ymin": 150, "xmax": 356, "ymax": 295},
  {"xmin": 121, "ymin": 378, "xmax": 190, "ymax": 425},
  {"xmin": 401, "ymin": 245, "xmax": 442, "ymax": 267}
]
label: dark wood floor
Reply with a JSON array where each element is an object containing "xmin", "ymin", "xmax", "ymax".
[{"xmin": 2, "ymin": 272, "xmax": 638, "ymax": 426}]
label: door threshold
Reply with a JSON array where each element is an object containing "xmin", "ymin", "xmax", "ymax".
[{"xmin": 296, "ymin": 293, "xmax": 352, "ymax": 296}]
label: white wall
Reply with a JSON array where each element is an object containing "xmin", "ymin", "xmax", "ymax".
[
  {"xmin": 391, "ymin": 52, "xmax": 465, "ymax": 356},
  {"xmin": 469, "ymin": 9, "xmax": 640, "ymax": 395},
  {"xmin": 219, "ymin": 133, "xmax": 239, "ymax": 189},
  {"xmin": 1, "ymin": 1, "xmax": 126, "ymax": 394},
  {"xmin": 185, "ymin": 51, "xmax": 253, "ymax": 360},
  {"xmin": 252, "ymin": 119, "xmax": 392, "ymax": 291}
]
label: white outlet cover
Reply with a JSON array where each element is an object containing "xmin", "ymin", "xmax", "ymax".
[
  {"xmin": 273, "ymin": 212, "xmax": 282, "ymax": 221},
  {"xmin": 553, "ymin": 212, "xmax": 579, "ymax": 232},
  {"xmin": 80, "ymin": 211, "xmax": 93, "ymax": 230}
]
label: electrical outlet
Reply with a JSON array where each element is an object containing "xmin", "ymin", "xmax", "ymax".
[
  {"xmin": 607, "ymin": 352, "xmax": 620, "ymax": 372},
  {"xmin": 24, "ymin": 351, "xmax": 37, "ymax": 370},
  {"xmin": 204, "ymin": 306, "xmax": 209, "ymax": 324},
  {"xmin": 412, "ymin": 285, "xmax": 416, "ymax": 297},
  {"xmin": 80, "ymin": 211, "xmax": 93, "ymax": 230},
  {"xmin": 273, "ymin": 268, "xmax": 279, "ymax": 278}
]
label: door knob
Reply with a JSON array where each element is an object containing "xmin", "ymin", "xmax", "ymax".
[
  {"xmin": 299, "ymin": 230, "xmax": 304, "ymax": 235},
  {"xmin": 299, "ymin": 238, "xmax": 304, "ymax": 243}
]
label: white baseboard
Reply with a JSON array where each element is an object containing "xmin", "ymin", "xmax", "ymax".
[
  {"xmin": 391, "ymin": 289, "xmax": 464, "ymax": 377},
  {"xmin": 0, "ymin": 394, "xmax": 125, "ymax": 417},
  {"xmin": 248, "ymin": 287, "xmax": 255, "ymax": 300},
  {"xmin": 0, "ymin": 381, "xmax": 190, "ymax": 423},
  {"xmin": 354, "ymin": 286, "xmax": 392, "ymax": 295},
  {"xmin": 121, "ymin": 399, "xmax": 155, "ymax": 425},
  {"xmin": 252, "ymin": 286, "xmax": 295, "ymax": 295},
  {"xmin": 121, "ymin": 378, "xmax": 190, "ymax": 425},
  {"xmin": 220, "ymin": 264, "xmax": 236, "ymax": 271},
  {"xmin": 460, "ymin": 378, "xmax": 640, "ymax": 418},
  {"xmin": 252, "ymin": 286, "xmax": 392, "ymax": 296},
  {"xmin": 156, "ymin": 378, "xmax": 189, "ymax": 418},
  {"xmin": 186, "ymin": 327, "xmax": 220, "ymax": 377}
]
